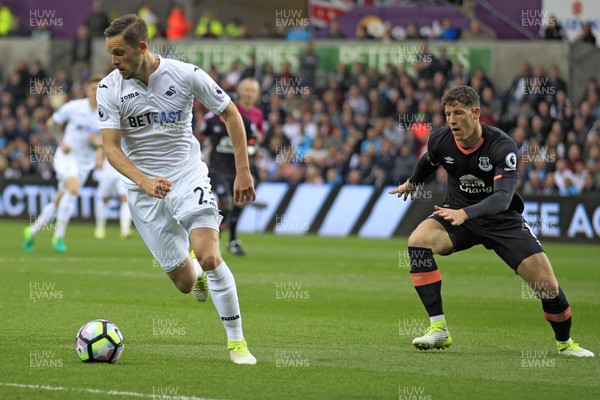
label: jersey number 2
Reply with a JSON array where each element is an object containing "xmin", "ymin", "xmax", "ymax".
[{"xmin": 194, "ymin": 187, "xmax": 204, "ymax": 205}]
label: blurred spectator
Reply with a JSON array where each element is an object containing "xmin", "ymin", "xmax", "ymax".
[
  {"xmin": 138, "ymin": 3, "xmax": 160, "ymax": 39},
  {"xmin": 356, "ymin": 24, "xmax": 375, "ymax": 40},
  {"xmin": 286, "ymin": 27, "xmax": 311, "ymax": 41},
  {"xmin": 393, "ymin": 143, "xmax": 417, "ymax": 184},
  {"xmin": 225, "ymin": 17, "xmax": 242, "ymax": 38},
  {"xmin": 4, "ymin": 71, "xmax": 27, "ymax": 102},
  {"xmin": 575, "ymin": 21, "xmax": 596, "ymax": 45},
  {"xmin": 299, "ymin": 41, "xmax": 319, "ymax": 90},
  {"xmin": 542, "ymin": 15, "xmax": 565, "ymax": 40},
  {"xmin": 327, "ymin": 19, "xmax": 346, "ymax": 39},
  {"xmin": 438, "ymin": 16, "xmax": 460, "ymax": 41},
  {"xmin": 523, "ymin": 170, "xmax": 544, "ymax": 195},
  {"xmin": 223, "ymin": 61, "xmax": 242, "ymax": 91},
  {"xmin": 506, "ymin": 62, "xmax": 532, "ymax": 112},
  {"xmin": 548, "ymin": 65, "xmax": 567, "ymax": 95},
  {"xmin": 31, "ymin": 21, "xmax": 54, "ymax": 40},
  {"xmin": 84, "ymin": 0, "xmax": 110, "ymax": 37},
  {"xmin": 305, "ymin": 164, "xmax": 324, "ymax": 184},
  {"xmin": 241, "ymin": 54, "xmax": 262, "ymax": 81},
  {"xmin": 462, "ymin": 19, "xmax": 495, "ymax": 41},
  {"xmin": 581, "ymin": 173, "xmax": 597, "ymax": 195},
  {"xmin": 435, "ymin": 47, "xmax": 453, "ymax": 79},
  {"xmin": 71, "ymin": 25, "xmax": 92, "ymax": 83},
  {"xmin": 259, "ymin": 22, "xmax": 278, "ymax": 39},
  {"xmin": 195, "ymin": 9, "xmax": 223, "ymax": 38},
  {"xmin": 0, "ymin": 1, "xmax": 14, "ymax": 37},
  {"xmin": 7, "ymin": 14, "xmax": 29, "ymax": 37},
  {"xmin": 405, "ymin": 21, "xmax": 423, "ymax": 40},
  {"xmin": 166, "ymin": 3, "xmax": 192, "ymax": 40},
  {"xmin": 542, "ymin": 173, "xmax": 559, "ymax": 195}
]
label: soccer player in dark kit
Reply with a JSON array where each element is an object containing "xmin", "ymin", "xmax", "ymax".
[
  {"xmin": 201, "ymin": 111, "xmax": 257, "ymax": 255},
  {"xmin": 389, "ymin": 86, "xmax": 593, "ymax": 357}
]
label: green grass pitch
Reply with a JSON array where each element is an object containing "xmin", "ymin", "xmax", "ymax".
[{"xmin": 0, "ymin": 220, "xmax": 598, "ymax": 400}]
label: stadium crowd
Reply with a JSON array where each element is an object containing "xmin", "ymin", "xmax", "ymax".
[{"xmin": 0, "ymin": 2, "xmax": 599, "ymax": 196}]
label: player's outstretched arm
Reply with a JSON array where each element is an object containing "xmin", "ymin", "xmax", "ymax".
[
  {"xmin": 100, "ymin": 128, "xmax": 172, "ymax": 199},
  {"xmin": 220, "ymin": 101, "xmax": 256, "ymax": 205},
  {"xmin": 389, "ymin": 152, "xmax": 439, "ymax": 201}
]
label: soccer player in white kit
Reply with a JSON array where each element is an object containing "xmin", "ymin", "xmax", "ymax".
[
  {"xmin": 23, "ymin": 75, "xmax": 104, "ymax": 253},
  {"xmin": 97, "ymin": 15, "xmax": 257, "ymax": 364},
  {"xmin": 94, "ymin": 149, "xmax": 132, "ymax": 239}
]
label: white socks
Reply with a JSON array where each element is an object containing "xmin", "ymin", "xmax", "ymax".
[
  {"xmin": 30, "ymin": 201, "xmax": 57, "ymax": 235},
  {"xmin": 191, "ymin": 257, "xmax": 204, "ymax": 278},
  {"xmin": 55, "ymin": 192, "xmax": 76, "ymax": 238},
  {"xmin": 119, "ymin": 202, "xmax": 131, "ymax": 234},
  {"xmin": 96, "ymin": 199, "xmax": 106, "ymax": 230},
  {"xmin": 96, "ymin": 200, "xmax": 132, "ymax": 235},
  {"xmin": 430, "ymin": 314, "xmax": 445, "ymax": 323},
  {"xmin": 205, "ymin": 262, "xmax": 243, "ymax": 342}
]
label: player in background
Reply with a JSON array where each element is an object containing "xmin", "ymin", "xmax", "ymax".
[
  {"xmin": 389, "ymin": 86, "xmax": 593, "ymax": 357},
  {"xmin": 94, "ymin": 146, "xmax": 132, "ymax": 239},
  {"xmin": 98, "ymin": 15, "xmax": 256, "ymax": 364},
  {"xmin": 201, "ymin": 110, "xmax": 257, "ymax": 256},
  {"xmin": 23, "ymin": 75, "xmax": 104, "ymax": 253}
]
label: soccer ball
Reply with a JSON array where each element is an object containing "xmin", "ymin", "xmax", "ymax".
[{"xmin": 75, "ymin": 319, "xmax": 124, "ymax": 363}]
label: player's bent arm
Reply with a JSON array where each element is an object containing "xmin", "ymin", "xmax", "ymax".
[
  {"xmin": 100, "ymin": 128, "xmax": 149, "ymax": 187},
  {"xmin": 462, "ymin": 176, "xmax": 518, "ymax": 219},
  {"xmin": 408, "ymin": 152, "xmax": 439, "ymax": 185},
  {"xmin": 220, "ymin": 101, "xmax": 256, "ymax": 203},
  {"xmin": 220, "ymin": 101, "xmax": 251, "ymax": 173}
]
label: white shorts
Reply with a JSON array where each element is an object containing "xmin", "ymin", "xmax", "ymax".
[
  {"xmin": 127, "ymin": 164, "xmax": 222, "ymax": 272},
  {"xmin": 53, "ymin": 152, "xmax": 92, "ymax": 191},
  {"xmin": 97, "ymin": 170, "xmax": 126, "ymax": 199}
]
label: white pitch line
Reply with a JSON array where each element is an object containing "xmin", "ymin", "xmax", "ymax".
[
  {"xmin": 0, "ymin": 382, "xmax": 222, "ymax": 400},
  {"xmin": 0, "ymin": 257, "xmax": 149, "ymax": 263}
]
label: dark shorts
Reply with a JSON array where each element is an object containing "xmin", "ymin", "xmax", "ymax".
[
  {"xmin": 429, "ymin": 210, "xmax": 544, "ymax": 271},
  {"xmin": 209, "ymin": 171, "xmax": 234, "ymax": 198}
]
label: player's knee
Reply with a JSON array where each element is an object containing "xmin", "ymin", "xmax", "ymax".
[
  {"xmin": 65, "ymin": 180, "xmax": 80, "ymax": 194},
  {"xmin": 408, "ymin": 232, "xmax": 431, "ymax": 249},
  {"xmin": 199, "ymin": 253, "xmax": 221, "ymax": 270},
  {"xmin": 537, "ymin": 280, "xmax": 560, "ymax": 299}
]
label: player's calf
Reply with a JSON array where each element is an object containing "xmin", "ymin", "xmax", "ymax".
[{"xmin": 166, "ymin": 258, "xmax": 197, "ymax": 294}]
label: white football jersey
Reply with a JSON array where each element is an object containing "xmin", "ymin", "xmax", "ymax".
[
  {"xmin": 51, "ymin": 98, "xmax": 99, "ymax": 171},
  {"xmin": 96, "ymin": 56, "xmax": 231, "ymax": 183}
]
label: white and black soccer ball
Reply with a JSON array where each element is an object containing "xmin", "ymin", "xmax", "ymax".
[{"xmin": 75, "ymin": 319, "xmax": 124, "ymax": 363}]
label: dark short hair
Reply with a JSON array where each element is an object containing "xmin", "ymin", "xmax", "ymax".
[
  {"xmin": 104, "ymin": 14, "xmax": 149, "ymax": 47},
  {"xmin": 442, "ymin": 86, "xmax": 480, "ymax": 108}
]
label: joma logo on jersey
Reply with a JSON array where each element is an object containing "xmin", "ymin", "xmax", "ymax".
[
  {"xmin": 128, "ymin": 111, "xmax": 183, "ymax": 128},
  {"xmin": 459, "ymin": 174, "xmax": 492, "ymax": 194},
  {"xmin": 120, "ymin": 92, "xmax": 140, "ymax": 103}
]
